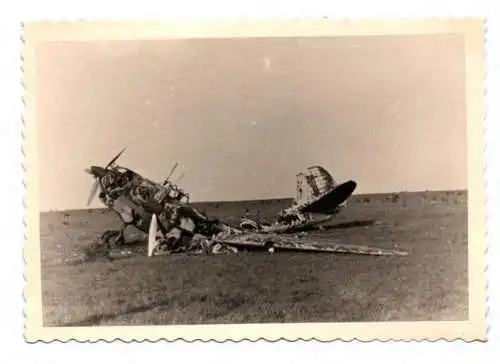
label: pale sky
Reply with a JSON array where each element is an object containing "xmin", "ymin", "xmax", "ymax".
[{"xmin": 36, "ymin": 34, "xmax": 467, "ymax": 211}]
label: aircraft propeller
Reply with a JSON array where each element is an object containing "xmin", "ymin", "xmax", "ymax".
[
  {"xmin": 85, "ymin": 147, "xmax": 127, "ymax": 206},
  {"xmin": 87, "ymin": 178, "xmax": 100, "ymax": 206},
  {"xmin": 105, "ymin": 147, "xmax": 126, "ymax": 170}
]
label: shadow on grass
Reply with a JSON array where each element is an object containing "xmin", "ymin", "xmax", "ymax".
[
  {"xmin": 57, "ymin": 291, "xmax": 255, "ymax": 327},
  {"xmin": 57, "ymin": 299, "xmax": 172, "ymax": 327},
  {"xmin": 322, "ymin": 219, "xmax": 376, "ymax": 230}
]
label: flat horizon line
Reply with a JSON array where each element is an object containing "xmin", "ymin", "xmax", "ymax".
[{"xmin": 39, "ymin": 188, "xmax": 467, "ymax": 214}]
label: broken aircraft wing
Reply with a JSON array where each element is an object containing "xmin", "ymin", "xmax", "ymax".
[{"xmin": 214, "ymin": 231, "xmax": 409, "ymax": 256}]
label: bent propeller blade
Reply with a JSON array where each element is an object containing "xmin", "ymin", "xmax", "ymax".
[
  {"xmin": 148, "ymin": 214, "xmax": 159, "ymax": 257},
  {"xmin": 86, "ymin": 179, "xmax": 100, "ymax": 206},
  {"xmin": 105, "ymin": 147, "xmax": 126, "ymax": 169}
]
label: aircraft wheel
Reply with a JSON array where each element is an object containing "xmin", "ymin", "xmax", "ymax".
[{"xmin": 264, "ymin": 241, "xmax": 275, "ymax": 254}]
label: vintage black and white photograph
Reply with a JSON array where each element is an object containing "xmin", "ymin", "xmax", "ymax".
[{"xmin": 23, "ymin": 19, "xmax": 487, "ymax": 342}]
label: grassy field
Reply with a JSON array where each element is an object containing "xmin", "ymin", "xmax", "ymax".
[{"xmin": 39, "ymin": 190, "xmax": 468, "ymax": 326}]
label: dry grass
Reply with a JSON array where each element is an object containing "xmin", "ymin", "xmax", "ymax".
[{"xmin": 39, "ymin": 190, "xmax": 468, "ymax": 326}]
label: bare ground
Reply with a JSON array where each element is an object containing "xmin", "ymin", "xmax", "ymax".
[{"xmin": 39, "ymin": 190, "xmax": 468, "ymax": 326}]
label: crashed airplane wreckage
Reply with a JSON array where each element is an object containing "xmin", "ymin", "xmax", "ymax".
[{"xmin": 84, "ymin": 150, "xmax": 409, "ymax": 258}]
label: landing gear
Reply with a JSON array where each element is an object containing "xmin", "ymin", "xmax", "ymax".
[
  {"xmin": 100, "ymin": 229, "xmax": 126, "ymax": 248},
  {"xmin": 92, "ymin": 228, "xmax": 127, "ymax": 260},
  {"xmin": 83, "ymin": 228, "xmax": 126, "ymax": 262}
]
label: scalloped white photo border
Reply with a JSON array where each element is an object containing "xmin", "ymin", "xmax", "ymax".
[{"xmin": 22, "ymin": 17, "xmax": 487, "ymax": 343}]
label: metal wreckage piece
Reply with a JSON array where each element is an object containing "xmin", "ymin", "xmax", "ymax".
[
  {"xmin": 146, "ymin": 215, "xmax": 408, "ymax": 257},
  {"xmin": 212, "ymin": 230, "xmax": 409, "ymax": 256},
  {"xmin": 85, "ymin": 151, "xmax": 409, "ymax": 259}
]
